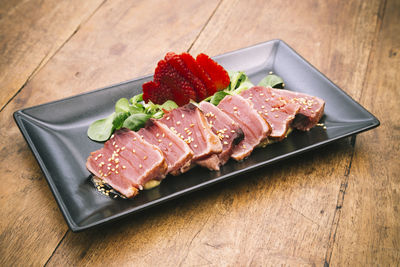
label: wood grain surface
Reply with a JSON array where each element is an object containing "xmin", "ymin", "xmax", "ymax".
[
  {"xmin": 0, "ymin": 0, "xmax": 105, "ymax": 110},
  {"xmin": 0, "ymin": 0, "xmax": 398, "ymax": 266}
]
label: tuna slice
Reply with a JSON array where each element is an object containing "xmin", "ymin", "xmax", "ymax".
[
  {"xmin": 138, "ymin": 119, "xmax": 193, "ymax": 175},
  {"xmin": 275, "ymin": 89, "xmax": 325, "ymax": 131},
  {"xmin": 241, "ymin": 86, "xmax": 300, "ymax": 141},
  {"xmin": 86, "ymin": 128, "xmax": 167, "ymax": 198},
  {"xmin": 198, "ymin": 101, "xmax": 244, "ymax": 166},
  {"xmin": 218, "ymin": 95, "xmax": 271, "ymax": 161},
  {"xmin": 159, "ymin": 103, "xmax": 222, "ymax": 170}
]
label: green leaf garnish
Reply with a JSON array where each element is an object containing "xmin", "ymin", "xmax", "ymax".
[
  {"xmin": 113, "ymin": 112, "xmax": 130, "ymax": 130},
  {"xmin": 122, "ymin": 113, "xmax": 151, "ymax": 131},
  {"xmin": 159, "ymin": 100, "xmax": 178, "ymax": 111},
  {"xmin": 115, "ymin": 98, "xmax": 130, "ymax": 113},
  {"xmin": 130, "ymin": 93, "xmax": 143, "ymax": 104},
  {"xmin": 258, "ymin": 74, "xmax": 284, "ymax": 88},
  {"xmin": 87, "ymin": 112, "xmax": 116, "ymax": 142},
  {"xmin": 210, "ymin": 91, "xmax": 231, "ymax": 105}
]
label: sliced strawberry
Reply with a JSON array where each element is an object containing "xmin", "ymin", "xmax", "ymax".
[
  {"xmin": 154, "ymin": 59, "xmax": 196, "ymax": 106},
  {"xmin": 164, "ymin": 52, "xmax": 208, "ymax": 102},
  {"xmin": 181, "ymin": 53, "xmax": 217, "ymax": 96},
  {"xmin": 196, "ymin": 53, "xmax": 230, "ymax": 91}
]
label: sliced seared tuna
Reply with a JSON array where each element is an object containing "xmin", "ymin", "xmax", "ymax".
[
  {"xmin": 159, "ymin": 103, "xmax": 222, "ymax": 168},
  {"xmin": 218, "ymin": 95, "xmax": 271, "ymax": 161},
  {"xmin": 138, "ymin": 119, "xmax": 193, "ymax": 175},
  {"xmin": 276, "ymin": 89, "xmax": 325, "ymax": 131},
  {"xmin": 86, "ymin": 128, "xmax": 167, "ymax": 198},
  {"xmin": 241, "ymin": 86, "xmax": 300, "ymax": 141},
  {"xmin": 199, "ymin": 101, "xmax": 244, "ymax": 166}
]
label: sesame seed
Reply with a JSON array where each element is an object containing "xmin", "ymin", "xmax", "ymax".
[
  {"xmin": 242, "ymin": 144, "xmax": 247, "ymax": 149},
  {"xmin": 132, "ymin": 149, "xmax": 135, "ymax": 153},
  {"xmin": 162, "ymin": 133, "xmax": 165, "ymax": 137},
  {"xmin": 122, "ymin": 165, "xmax": 126, "ymax": 169},
  {"xmin": 225, "ymin": 135, "xmax": 229, "ymax": 138},
  {"xmin": 231, "ymin": 130, "xmax": 236, "ymax": 133},
  {"xmin": 182, "ymin": 114, "xmax": 185, "ymax": 118},
  {"xmin": 224, "ymin": 141, "xmax": 228, "ymax": 145},
  {"xmin": 323, "ymin": 126, "xmax": 327, "ymax": 130},
  {"xmin": 166, "ymin": 117, "xmax": 170, "ymax": 120},
  {"xmin": 143, "ymin": 156, "xmax": 148, "ymax": 160},
  {"xmin": 169, "ymin": 142, "xmax": 172, "ymax": 146},
  {"xmin": 139, "ymin": 164, "xmax": 142, "ymax": 169},
  {"xmin": 177, "ymin": 121, "xmax": 181, "ymax": 125},
  {"xmin": 111, "ymin": 134, "xmax": 114, "ymax": 139},
  {"xmin": 275, "ymin": 115, "xmax": 279, "ymax": 118},
  {"xmin": 108, "ymin": 163, "xmax": 111, "ymax": 166},
  {"xmin": 260, "ymin": 93, "xmax": 264, "ymax": 96},
  {"xmin": 139, "ymin": 185, "xmax": 143, "ymax": 190},
  {"xmin": 158, "ymin": 139, "xmax": 162, "ymax": 143},
  {"xmin": 233, "ymin": 107, "xmax": 238, "ymax": 110},
  {"xmin": 194, "ymin": 144, "xmax": 198, "ymax": 148},
  {"xmin": 156, "ymin": 133, "xmax": 159, "ymax": 137},
  {"xmin": 111, "ymin": 168, "xmax": 115, "ymax": 172},
  {"xmin": 133, "ymin": 137, "xmax": 137, "ymax": 141},
  {"xmin": 190, "ymin": 123, "xmax": 194, "ymax": 127},
  {"xmin": 265, "ymin": 98, "xmax": 270, "ymax": 102},
  {"xmin": 112, "ymin": 141, "xmax": 116, "ymax": 145}
]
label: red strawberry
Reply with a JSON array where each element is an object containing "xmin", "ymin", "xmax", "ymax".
[
  {"xmin": 154, "ymin": 58, "xmax": 196, "ymax": 106},
  {"xmin": 196, "ymin": 53, "xmax": 230, "ymax": 91},
  {"xmin": 164, "ymin": 52, "xmax": 208, "ymax": 102},
  {"xmin": 180, "ymin": 53, "xmax": 217, "ymax": 96},
  {"xmin": 142, "ymin": 81, "xmax": 172, "ymax": 104}
]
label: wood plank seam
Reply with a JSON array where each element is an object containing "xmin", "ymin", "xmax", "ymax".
[
  {"xmin": 0, "ymin": 50, "xmax": 50, "ymax": 113},
  {"xmin": 0, "ymin": 0, "xmax": 108, "ymax": 113},
  {"xmin": 324, "ymin": 1, "xmax": 387, "ymax": 264},
  {"xmin": 323, "ymin": 136, "xmax": 357, "ymax": 266},
  {"xmin": 356, "ymin": 0, "xmax": 387, "ymax": 102},
  {"xmin": 44, "ymin": 230, "xmax": 69, "ymax": 267},
  {"xmin": 187, "ymin": 0, "xmax": 224, "ymax": 53}
]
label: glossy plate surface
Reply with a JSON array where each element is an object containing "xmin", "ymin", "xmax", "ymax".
[{"xmin": 14, "ymin": 40, "xmax": 379, "ymax": 232}]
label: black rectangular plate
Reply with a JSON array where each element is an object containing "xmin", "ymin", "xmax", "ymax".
[{"xmin": 14, "ymin": 40, "xmax": 379, "ymax": 232}]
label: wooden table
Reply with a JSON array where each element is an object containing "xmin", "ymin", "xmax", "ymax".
[{"xmin": 1, "ymin": 0, "xmax": 398, "ymax": 265}]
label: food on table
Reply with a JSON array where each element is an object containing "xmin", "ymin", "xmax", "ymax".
[
  {"xmin": 159, "ymin": 103, "xmax": 222, "ymax": 170},
  {"xmin": 198, "ymin": 101, "xmax": 244, "ymax": 167},
  {"xmin": 86, "ymin": 52, "xmax": 326, "ymax": 198},
  {"xmin": 143, "ymin": 52, "xmax": 229, "ymax": 105},
  {"xmin": 138, "ymin": 119, "xmax": 193, "ymax": 175},
  {"xmin": 217, "ymin": 94, "xmax": 271, "ymax": 161},
  {"xmin": 276, "ymin": 89, "xmax": 325, "ymax": 131},
  {"xmin": 86, "ymin": 128, "xmax": 167, "ymax": 198},
  {"xmin": 240, "ymin": 86, "xmax": 300, "ymax": 141}
]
